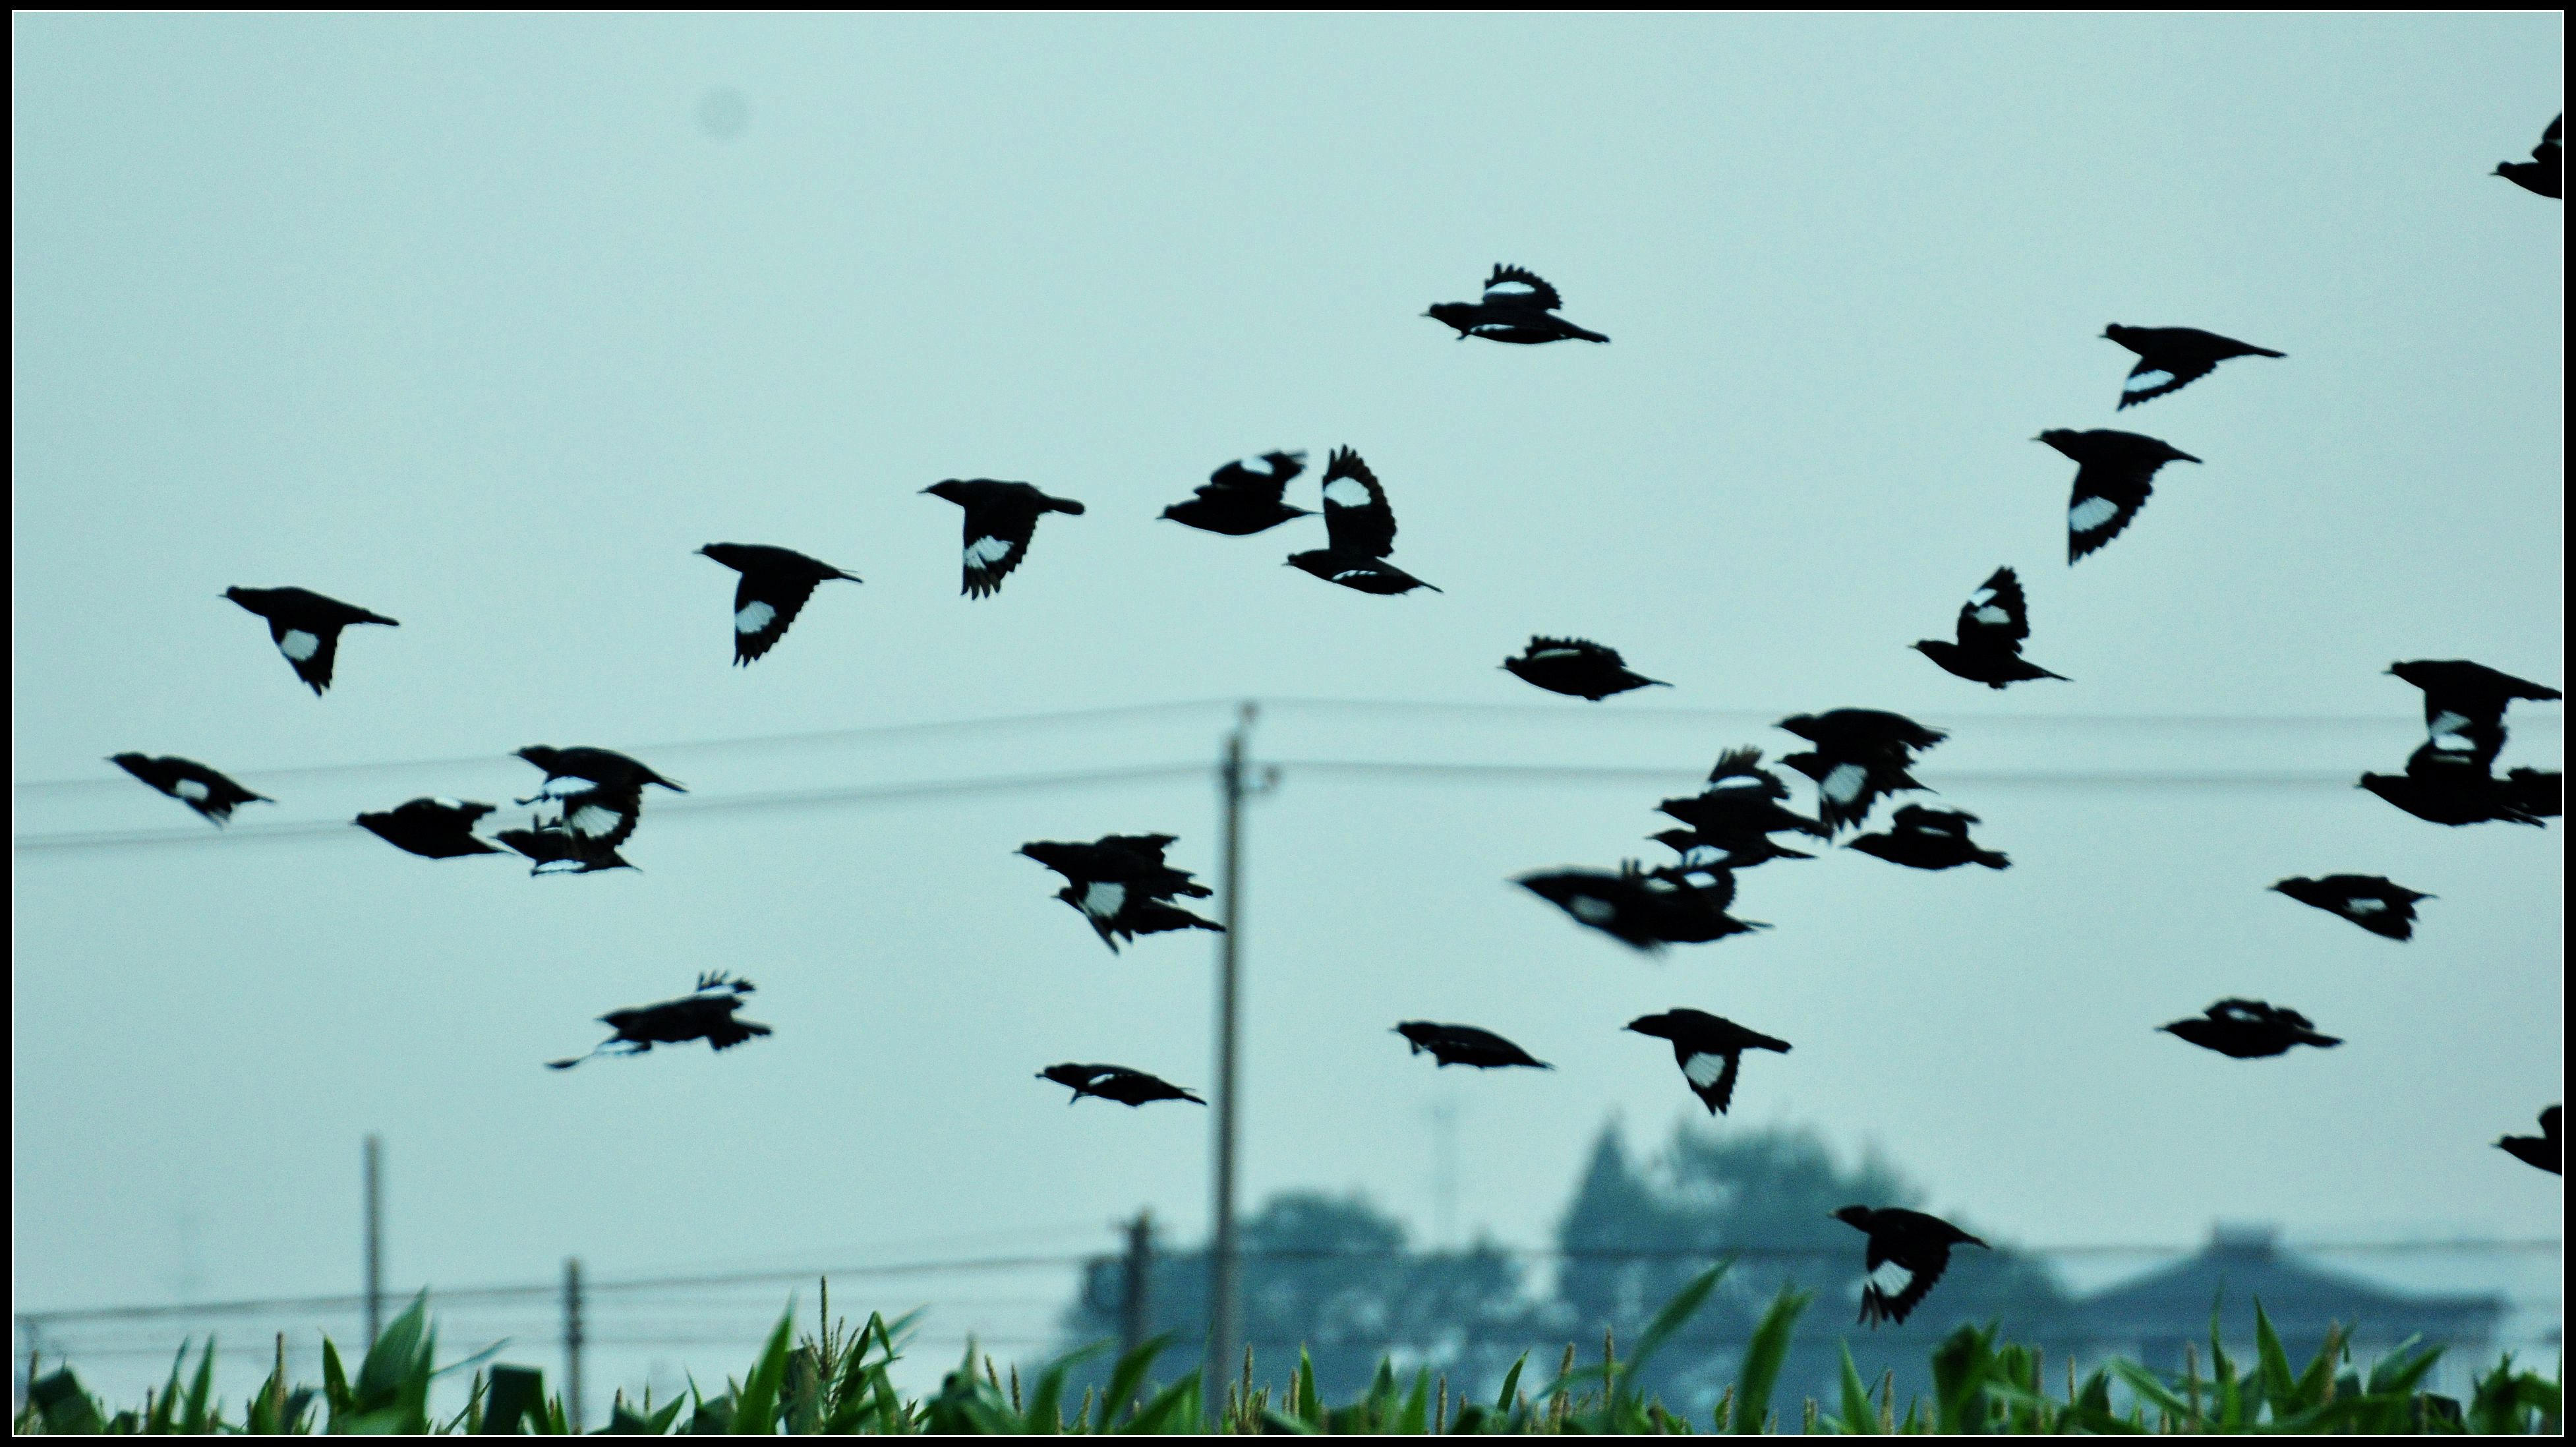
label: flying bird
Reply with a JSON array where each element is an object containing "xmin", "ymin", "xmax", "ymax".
[
  {"xmin": 2159, "ymin": 999, "xmax": 2341, "ymax": 1059},
  {"xmin": 1625, "ymin": 1010, "xmax": 1792, "ymax": 1115},
  {"xmin": 1656, "ymin": 748, "xmax": 1829, "ymax": 866},
  {"xmin": 2386, "ymin": 660, "xmax": 2560, "ymax": 773},
  {"xmin": 1834, "ymin": 1207, "xmax": 1988, "ymax": 1328},
  {"xmin": 496, "ymin": 826, "xmax": 637, "ymax": 876},
  {"xmin": 223, "ymin": 586, "xmax": 399, "ymax": 695},
  {"xmin": 548, "ymin": 973, "xmax": 769, "ymax": 1068},
  {"xmin": 1777, "ymin": 710, "xmax": 1947, "ymax": 834},
  {"xmin": 1036, "ymin": 1063, "xmax": 1206, "ymax": 1106},
  {"xmin": 1393, "ymin": 1022, "xmax": 1551, "ymax": 1070},
  {"xmin": 1517, "ymin": 864, "xmax": 1767, "ymax": 951},
  {"xmin": 922, "ymin": 479, "xmax": 1086, "ymax": 599},
  {"xmin": 2360, "ymin": 744, "xmax": 2554, "ymax": 828},
  {"xmin": 2496, "ymin": 1106, "xmax": 2561, "ymax": 1174},
  {"xmin": 355, "ymin": 797, "xmax": 502, "ymax": 859},
  {"xmin": 2101, "ymin": 326, "xmax": 2285, "ymax": 409},
  {"xmin": 513, "ymin": 746, "xmax": 685, "ymax": 846},
  {"xmin": 2268, "ymin": 875, "xmax": 2432, "ymax": 942},
  {"xmin": 2496, "ymin": 115, "xmax": 2562, "ymax": 198},
  {"xmin": 695, "ymin": 544, "xmax": 862, "ymax": 664},
  {"xmin": 1287, "ymin": 447, "xmax": 1439, "ymax": 595},
  {"xmin": 108, "ymin": 753, "xmax": 272, "ymax": 827},
  {"xmin": 1912, "ymin": 568, "xmax": 2067, "ymax": 689},
  {"xmin": 1423, "ymin": 264, "xmax": 1610, "ymax": 344},
  {"xmin": 1848, "ymin": 805, "xmax": 2008, "ymax": 871},
  {"xmin": 1502, "ymin": 637, "xmax": 1670, "ymax": 701},
  {"xmin": 1161, "ymin": 451, "xmax": 1312, "ymax": 535},
  {"xmin": 2034, "ymin": 429, "xmax": 2201, "ymax": 563},
  {"xmin": 1019, "ymin": 835, "xmax": 1220, "ymax": 953}
]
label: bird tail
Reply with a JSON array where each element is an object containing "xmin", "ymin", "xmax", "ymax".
[
  {"xmin": 1048, "ymin": 497, "xmax": 1086, "ymax": 516},
  {"xmin": 1565, "ymin": 324, "xmax": 1610, "ymax": 343},
  {"xmin": 1976, "ymin": 850, "xmax": 2011, "ymax": 870}
]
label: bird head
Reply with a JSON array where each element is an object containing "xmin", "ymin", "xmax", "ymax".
[
  {"xmin": 1832, "ymin": 1206, "xmax": 1874, "ymax": 1229},
  {"xmin": 1423, "ymin": 302, "xmax": 1478, "ymax": 336},
  {"xmin": 2101, "ymin": 324, "xmax": 2133, "ymax": 343},
  {"xmin": 922, "ymin": 480, "xmax": 968, "ymax": 504},
  {"xmin": 513, "ymin": 746, "xmax": 558, "ymax": 769},
  {"xmin": 1623, "ymin": 1013, "xmax": 1673, "ymax": 1039}
]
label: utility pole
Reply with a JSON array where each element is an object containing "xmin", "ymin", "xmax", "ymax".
[
  {"xmin": 362, "ymin": 1135, "xmax": 383, "ymax": 1347},
  {"xmin": 1117, "ymin": 1212, "xmax": 1152, "ymax": 1396},
  {"xmin": 562, "ymin": 1258, "xmax": 585, "ymax": 1433},
  {"xmin": 1206, "ymin": 701, "xmax": 1273, "ymax": 1417}
]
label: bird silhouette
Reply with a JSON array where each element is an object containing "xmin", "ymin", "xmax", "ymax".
[
  {"xmin": 2495, "ymin": 115, "xmax": 2562, "ymax": 198},
  {"xmin": 1161, "ymin": 451, "xmax": 1312, "ymax": 535},
  {"xmin": 1834, "ymin": 1206, "xmax": 1988, "ymax": 1327},
  {"xmin": 1848, "ymin": 805, "xmax": 2008, "ymax": 870},
  {"xmin": 1423, "ymin": 265, "xmax": 1609, "ymax": 343},
  {"xmin": 2101, "ymin": 325, "xmax": 2284, "ymax": 409},
  {"xmin": 2268, "ymin": 875, "xmax": 2432, "ymax": 941},
  {"xmin": 2035, "ymin": 429, "xmax": 2201, "ymax": 563},
  {"xmin": 695, "ymin": 543, "xmax": 862, "ymax": 664},
  {"xmin": 109, "ymin": 753, "xmax": 272, "ymax": 827},
  {"xmin": 1912, "ymin": 568, "xmax": 2067, "ymax": 689},
  {"xmin": 354, "ymin": 798, "xmax": 502, "ymax": 859},
  {"xmin": 223, "ymin": 586, "xmax": 399, "ymax": 695},
  {"xmin": 548, "ymin": 974, "xmax": 769, "ymax": 1068},
  {"xmin": 2159, "ymin": 999, "xmax": 2341, "ymax": 1059},
  {"xmin": 922, "ymin": 479, "xmax": 1086, "ymax": 598},
  {"xmin": 1393, "ymin": 1022, "xmax": 1551, "ymax": 1069},
  {"xmin": 1502, "ymin": 637, "xmax": 1670, "ymax": 701},
  {"xmin": 1625, "ymin": 1010, "xmax": 1792, "ymax": 1114},
  {"xmin": 1037, "ymin": 1063, "xmax": 1206, "ymax": 1106},
  {"xmin": 2496, "ymin": 1106, "xmax": 2560, "ymax": 1174},
  {"xmin": 1287, "ymin": 447, "xmax": 1439, "ymax": 594}
]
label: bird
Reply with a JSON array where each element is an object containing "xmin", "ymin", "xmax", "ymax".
[
  {"xmin": 2496, "ymin": 1106, "xmax": 2560, "ymax": 1174},
  {"xmin": 2101, "ymin": 326, "xmax": 2285, "ymax": 409},
  {"xmin": 547, "ymin": 973, "xmax": 769, "ymax": 1069},
  {"xmin": 1624, "ymin": 1010, "xmax": 1792, "ymax": 1115},
  {"xmin": 2034, "ymin": 430, "xmax": 2201, "ymax": 563},
  {"xmin": 695, "ymin": 544, "xmax": 862, "ymax": 664},
  {"xmin": 1777, "ymin": 711, "xmax": 1947, "ymax": 834},
  {"xmin": 2360, "ymin": 744, "xmax": 2552, "ymax": 828},
  {"xmin": 1912, "ymin": 568, "xmax": 2068, "ymax": 689},
  {"xmin": 1517, "ymin": 864, "xmax": 1767, "ymax": 951},
  {"xmin": 1655, "ymin": 748, "xmax": 1829, "ymax": 866},
  {"xmin": 1161, "ymin": 451, "xmax": 1313, "ymax": 535},
  {"xmin": 922, "ymin": 479, "xmax": 1086, "ymax": 599},
  {"xmin": 1036, "ymin": 1063, "xmax": 1207, "ymax": 1106},
  {"xmin": 1847, "ymin": 805, "xmax": 2008, "ymax": 870},
  {"xmin": 1395, "ymin": 1022, "xmax": 1552, "ymax": 1069},
  {"xmin": 1833, "ymin": 1207, "xmax": 1989, "ymax": 1328},
  {"xmin": 2159, "ymin": 999, "xmax": 2341, "ymax": 1059},
  {"xmin": 1423, "ymin": 264, "xmax": 1609, "ymax": 344},
  {"xmin": 222, "ymin": 586, "xmax": 399, "ymax": 695},
  {"xmin": 1502, "ymin": 637, "xmax": 1670, "ymax": 701},
  {"xmin": 1286, "ymin": 447, "xmax": 1439, "ymax": 595},
  {"xmin": 354, "ymin": 797, "xmax": 502, "ymax": 859},
  {"xmin": 2386, "ymin": 660, "xmax": 2561, "ymax": 773},
  {"xmin": 2268, "ymin": 875, "xmax": 2432, "ymax": 942},
  {"xmin": 496, "ymin": 826, "xmax": 636, "ymax": 876},
  {"xmin": 1018, "ymin": 835, "xmax": 1219, "ymax": 953},
  {"xmin": 512, "ymin": 746, "xmax": 686, "ymax": 846},
  {"xmin": 1652, "ymin": 826, "xmax": 1813, "ymax": 870},
  {"xmin": 2496, "ymin": 115, "xmax": 2562, "ymax": 198},
  {"xmin": 108, "ymin": 753, "xmax": 272, "ymax": 827}
]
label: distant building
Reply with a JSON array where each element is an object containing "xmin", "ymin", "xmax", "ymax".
[{"xmin": 2056, "ymin": 1223, "xmax": 2504, "ymax": 1382}]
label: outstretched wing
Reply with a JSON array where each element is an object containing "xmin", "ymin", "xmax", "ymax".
[
  {"xmin": 1954, "ymin": 567, "xmax": 2032, "ymax": 647},
  {"xmin": 2538, "ymin": 113, "xmax": 2564, "ymax": 163},
  {"xmin": 730, "ymin": 572, "xmax": 828, "ymax": 664},
  {"xmin": 1892, "ymin": 804, "xmax": 1976, "ymax": 838},
  {"xmin": 1204, "ymin": 450, "xmax": 1306, "ymax": 503},
  {"xmin": 959, "ymin": 496, "xmax": 1043, "ymax": 599},
  {"xmin": 268, "ymin": 618, "xmax": 341, "ymax": 695},
  {"xmin": 1319, "ymin": 447, "xmax": 1397, "ymax": 557},
  {"xmin": 1482, "ymin": 264, "xmax": 1563, "ymax": 312},
  {"xmin": 1525, "ymin": 635, "xmax": 1620, "ymax": 666},
  {"xmin": 2066, "ymin": 459, "xmax": 2158, "ymax": 563},
  {"xmin": 1672, "ymin": 1042, "xmax": 1744, "ymax": 1114},
  {"xmin": 2117, "ymin": 355, "xmax": 2216, "ymax": 409}
]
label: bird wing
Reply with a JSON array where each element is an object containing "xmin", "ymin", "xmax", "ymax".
[
  {"xmin": 958, "ymin": 494, "xmax": 1045, "ymax": 599},
  {"xmin": 1318, "ymin": 447, "xmax": 1397, "ymax": 557},
  {"xmin": 2117, "ymin": 354, "xmax": 2217, "ymax": 409},
  {"xmin": 1482, "ymin": 264, "xmax": 1563, "ymax": 312},
  {"xmin": 730, "ymin": 570, "xmax": 827, "ymax": 664},
  {"xmin": 1705, "ymin": 747, "xmax": 1788, "ymax": 797},
  {"xmin": 2539, "ymin": 113, "xmax": 2563, "ymax": 162},
  {"xmin": 1524, "ymin": 635, "xmax": 1620, "ymax": 665},
  {"xmin": 2066, "ymin": 458, "xmax": 2159, "ymax": 563},
  {"xmin": 265, "ymin": 616, "xmax": 341, "ymax": 695},
  {"xmin": 557, "ymin": 782, "xmax": 643, "ymax": 849},
  {"xmin": 1203, "ymin": 451, "xmax": 1306, "ymax": 503},
  {"xmin": 1674, "ymin": 1043, "xmax": 1744, "ymax": 1114},
  {"xmin": 704, "ymin": 1015, "xmax": 774, "ymax": 1051},
  {"xmin": 1892, "ymin": 804, "xmax": 1975, "ymax": 838},
  {"xmin": 1955, "ymin": 568, "xmax": 2032, "ymax": 647},
  {"xmin": 1874, "ymin": 1241, "xmax": 1952, "ymax": 1325}
]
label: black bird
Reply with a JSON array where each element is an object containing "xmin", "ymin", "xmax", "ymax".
[
  {"xmin": 223, "ymin": 586, "xmax": 399, "ymax": 695},
  {"xmin": 2101, "ymin": 325, "xmax": 2285, "ymax": 410},
  {"xmin": 355, "ymin": 797, "xmax": 502, "ymax": 859},
  {"xmin": 2034, "ymin": 429, "xmax": 2202, "ymax": 564},
  {"xmin": 1287, "ymin": 447, "xmax": 1439, "ymax": 595},
  {"xmin": 1652, "ymin": 825, "xmax": 1813, "ymax": 871},
  {"xmin": 2496, "ymin": 1106, "xmax": 2561, "ymax": 1174},
  {"xmin": 695, "ymin": 544, "xmax": 862, "ymax": 664},
  {"xmin": 1394, "ymin": 1022, "xmax": 1552, "ymax": 1070},
  {"xmin": 1019, "ymin": 835, "xmax": 1219, "ymax": 953},
  {"xmin": 1848, "ymin": 805, "xmax": 2008, "ymax": 871},
  {"xmin": 1502, "ymin": 637, "xmax": 1670, "ymax": 701},
  {"xmin": 2496, "ymin": 115, "xmax": 2562, "ymax": 198},
  {"xmin": 1912, "ymin": 568, "xmax": 2068, "ymax": 690},
  {"xmin": 513, "ymin": 746, "xmax": 686, "ymax": 846},
  {"xmin": 496, "ymin": 826, "xmax": 636, "ymax": 876},
  {"xmin": 922, "ymin": 479, "xmax": 1086, "ymax": 599},
  {"xmin": 1423, "ymin": 264, "xmax": 1609, "ymax": 344},
  {"xmin": 1655, "ymin": 748, "xmax": 1829, "ymax": 866},
  {"xmin": 1517, "ymin": 864, "xmax": 1767, "ymax": 951},
  {"xmin": 1625, "ymin": 1010, "xmax": 1792, "ymax": 1115},
  {"xmin": 1161, "ymin": 451, "xmax": 1313, "ymax": 535},
  {"xmin": 548, "ymin": 973, "xmax": 768, "ymax": 1069},
  {"xmin": 2360, "ymin": 744, "xmax": 2552, "ymax": 828},
  {"xmin": 1833, "ymin": 1207, "xmax": 1989, "ymax": 1328},
  {"xmin": 1036, "ymin": 1063, "xmax": 1207, "ymax": 1107},
  {"xmin": 2159, "ymin": 999, "xmax": 2341, "ymax": 1059},
  {"xmin": 1777, "ymin": 711, "xmax": 1947, "ymax": 834},
  {"xmin": 2268, "ymin": 875, "xmax": 2432, "ymax": 942},
  {"xmin": 109, "ymin": 753, "xmax": 272, "ymax": 827},
  {"xmin": 2386, "ymin": 660, "xmax": 2561, "ymax": 773}
]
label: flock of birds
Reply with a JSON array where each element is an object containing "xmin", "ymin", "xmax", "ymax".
[{"xmin": 97, "ymin": 120, "xmax": 2563, "ymax": 1332}]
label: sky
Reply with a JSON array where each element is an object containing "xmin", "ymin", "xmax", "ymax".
[{"xmin": 12, "ymin": 11, "xmax": 2563, "ymax": 1413}]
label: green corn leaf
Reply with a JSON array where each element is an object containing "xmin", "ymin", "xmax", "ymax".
[
  {"xmin": 1121, "ymin": 1369, "xmax": 1201, "ymax": 1434},
  {"xmin": 1731, "ymin": 1286, "xmax": 1809, "ymax": 1434},
  {"xmin": 146, "ymin": 1341, "xmax": 187, "ymax": 1434},
  {"xmin": 1099, "ymin": 1332, "xmax": 1170, "ymax": 1429},
  {"xmin": 1259, "ymin": 1405, "xmax": 1322, "ymax": 1434},
  {"xmin": 481, "ymin": 1364, "xmax": 546, "ymax": 1434},
  {"xmin": 1021, "ymin": 1340, "xmax": 1105, "ymax": 1433},
  {"xmin": 2293, "ymin": 1322, "xmax": 2345, "ymax": 1413},
  {"xmin": 1832, "ymin": 1342, "xmax": 1879, "ymax": 1434},
  {"xmin": 1394, "ymin": 1368, "xmax": 1431, "ymax": 1435},
  {"xmin": 1494, "ymin": 1353, "xmax": 1527, "ymax": 1415},
  {"xmin": 1929, "ymin": 1322, "xmax": 1996, "ymax": 1434},
  {"xmin": 1629, "ymin": 1262, "xmax": 1730, "ymax": 1382},
  {"xmin": 322, "ymin": 1338, "xmax": 355, "ymax": 1427},
  {"xmin": 355, "ymin": 1291, "xmax": 432, "ymax": 1411},
  {"xmin": 2106, "ymin": 1359, "xmax": 2190, "ymax": 1419},
  {"xmin": 178, "ymin": 1333, "xmax": 217, "ymax": 1434},
  {"xmin": 2366, "ymin": 1336, "xmax": 2439, "ymax": 1397},
  {"xmin": 30, "ymin": 1368, "xmax": 105, "ymax": 1436},
  {"xmin": 1297, "ymin": 1347, "xmax": 1324, "ymax": 1424},
  {"xmin": 728, "ymin": 1310, "xmax": 797, "ymax": 1434}
]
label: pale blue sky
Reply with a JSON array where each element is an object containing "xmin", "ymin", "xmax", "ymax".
[{"xmin": 13, "ymin": 11, "xmax": 2561, "ymax": 1409}]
